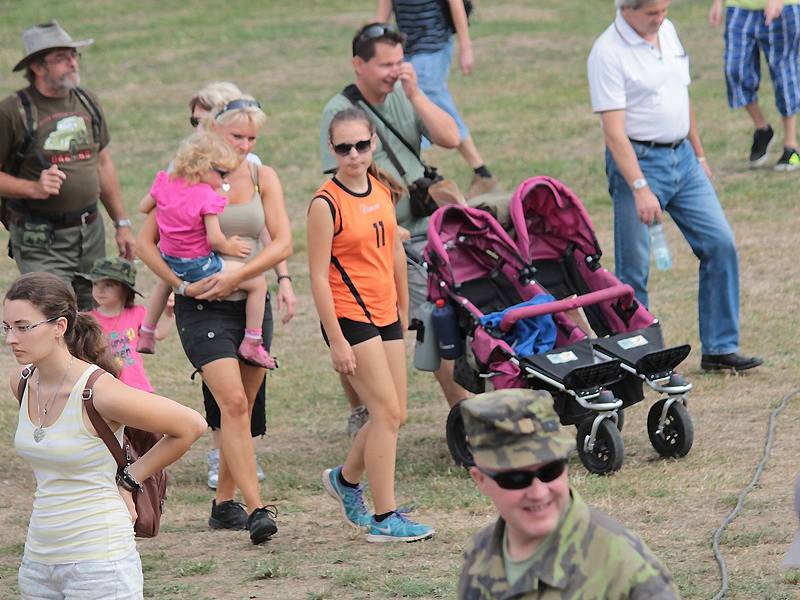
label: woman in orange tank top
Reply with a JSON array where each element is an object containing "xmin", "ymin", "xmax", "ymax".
[{"xmin": 308, "ymin": 107, "xmax": 434, "ymax": 543}]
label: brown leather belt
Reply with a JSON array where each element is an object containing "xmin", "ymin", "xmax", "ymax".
[{"xmin": 8, "ymin": 205, "xmax": 99, "ymax": 229}]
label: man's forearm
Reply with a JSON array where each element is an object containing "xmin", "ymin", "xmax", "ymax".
[
  {"xmin": 0, "ymin": 171, "xmax": 41, "ymax": 199},
  {"xmin": 376, "ymin": 0, "xmax": 392, "ymax": 21},
  {"xmin": 97, "ymin": 148, "xmax": 127, "ymax": 220},
  {"xmin": 410, "ymin": 94, "xmax": 460, "ymax": 148}
]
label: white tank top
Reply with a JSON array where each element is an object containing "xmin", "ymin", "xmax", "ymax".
[{"xmin": 14, "ymin": 365, "xmax": 136, "ymax": 564}]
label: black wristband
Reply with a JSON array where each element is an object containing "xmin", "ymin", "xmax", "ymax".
[
  {"xmin": 117, "ymin": 465, "xmax": 143, "ymax": 493},
  {"xmin": 277, "ymin": 275, "xmax": 292, "ymax": 283}
]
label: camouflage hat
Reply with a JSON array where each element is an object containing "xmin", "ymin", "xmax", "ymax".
[
  {"xmin": 460, "ymin": 389, "xmax": 575, "ymax": 470},
  {"xmin": 77, "ymin": 257, "xmax": 142, "ymax": 295}
]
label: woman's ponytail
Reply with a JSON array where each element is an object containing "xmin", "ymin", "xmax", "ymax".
[{"xmin": 67, "ymin": 313, "xmax": 120, "ymax": 377}]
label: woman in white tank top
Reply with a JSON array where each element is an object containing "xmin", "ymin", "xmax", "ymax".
[{"xmin": 5, "ymin": 272, "xmax": 206, "ymax": 600}]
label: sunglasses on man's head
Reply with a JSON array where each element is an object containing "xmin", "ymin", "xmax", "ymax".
[
  {"xmin": 189, "ymin": 116, "xmax": 200, "ymax": 128},
  {"xmin": 352, "ymin": 23, "xmax": 400, "ymax": 54},
  {"xmin": 212, "ymin": 167, "xmax": 229, "ymax": 179},
  {"xmin": 479, "ymin": 459, "xmax": 567, "ymax": 490},
  {"xmin": 331, "ymin": 139, "xmax": 372, "ymax": 156}
]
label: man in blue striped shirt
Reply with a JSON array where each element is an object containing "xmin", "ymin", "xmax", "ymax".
[{"xmin": 378, "ymin": 0, "xmax": 498, "ymax": 197}]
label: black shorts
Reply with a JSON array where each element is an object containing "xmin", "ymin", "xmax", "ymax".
[
  {"xmin": 321, "ymin": 317, "xmax": 403, "ymax": 347},
  {"xmin": 175, "ymin": 295, "xmax": 273, "ymax": 436},
  {"xmin": 175, "ymin": 294, "xmax": 273, "ymax": 369}
]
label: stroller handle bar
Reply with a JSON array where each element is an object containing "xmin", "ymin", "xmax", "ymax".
[{"xmin": 499, "ymin": 284, "xmax": 635, "ymax": 333}]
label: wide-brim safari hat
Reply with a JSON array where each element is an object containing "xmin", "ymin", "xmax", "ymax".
[{"xmin": 13, "ymin": 21, "xmax": 93, "ymax": 72}]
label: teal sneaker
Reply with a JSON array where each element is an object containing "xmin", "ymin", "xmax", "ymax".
[
  {"xmin": 366, "ymin": 512, "xmax": 435, "ymax": 543},
  {"xmin": 322, "ymin": 466, "xmax": 371, "ymax": 528}
]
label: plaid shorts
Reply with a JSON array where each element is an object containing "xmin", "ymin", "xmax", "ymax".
[{"xmin": 724, "ymin": 5, "xmax": 800, "ymax": 116}]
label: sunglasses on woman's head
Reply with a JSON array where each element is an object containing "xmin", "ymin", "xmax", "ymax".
[
  {"xmin": 479, "ymin": 459, "xmax": 567, "ymax": 490},
  {"xmin": 215, "ymin": 99, "xmax": 262, "ymax": 119},
  {"xmin": 332, "ymin": 139, "xmax": 372, "ymax": 156},
  {"xmin": 212, "ymin": 167, "xmax": 229, "ymax": 178}
]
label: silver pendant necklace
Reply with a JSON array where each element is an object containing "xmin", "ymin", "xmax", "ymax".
[{"xmin": 33, "ymin": 356, "xmax": 74, "ymax": 443}]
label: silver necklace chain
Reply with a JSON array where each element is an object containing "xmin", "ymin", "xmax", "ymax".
[{"xmin": 33, "ymin": 356, "xmax": 74, "ymax": 443}]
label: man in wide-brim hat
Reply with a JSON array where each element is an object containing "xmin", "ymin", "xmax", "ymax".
[{"xmin": 0, "ymin": 21, "xmax": 135, "ymax": 311}]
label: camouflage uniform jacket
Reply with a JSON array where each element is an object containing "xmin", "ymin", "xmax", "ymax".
[{"xmin": 458, "ymin": 490, "xmax": 680, "ymax": 599}]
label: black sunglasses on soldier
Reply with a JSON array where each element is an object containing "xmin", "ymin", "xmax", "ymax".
[{"xmin": 478, "ymin": 459, "xmax": 567, "ymax": 490}]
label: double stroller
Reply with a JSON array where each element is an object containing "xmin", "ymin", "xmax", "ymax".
[{"xmin": 422, "ymin": 176, "xmax": 694, "ymax": 474}]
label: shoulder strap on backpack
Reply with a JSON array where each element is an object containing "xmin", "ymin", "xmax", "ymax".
[
  {"xmin": 73, "ymin": 87, "xmax": 102, "ymax": 144},
  {"xmin": 15, "ymin": 365, "xmax": 35, "ymax": 405},
  {"xmin": 6, "ymin": 90, "xmax": 43, "ymax": 176},
  {"xmin": 80, "ymin": 368, "xmax": 128, "ymax": 468}
]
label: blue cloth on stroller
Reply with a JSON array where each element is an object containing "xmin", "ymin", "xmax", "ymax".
[{"xmin": 479, "ymin": 293, "xmax": 557, "ymax": 357}]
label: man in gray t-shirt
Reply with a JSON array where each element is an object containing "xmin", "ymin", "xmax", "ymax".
[{"xmin": 319, "ymin": 22, "xmax": 471, "ymax": 418}]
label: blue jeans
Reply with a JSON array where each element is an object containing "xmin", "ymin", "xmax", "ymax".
[
  {"xmin": 409, "ymin": 38, "xmax": 469, "ymax": 148},
  {"xmin": 162, "ymin": 251, "xmax": 223, "ymax": 282},
  {"xmin": 606, "ymin": 141, "xmax": 740, "ymax": 355}
]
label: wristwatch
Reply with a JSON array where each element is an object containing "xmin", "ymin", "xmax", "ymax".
[
  {"xmin": 631, "ymin": 178, "xmax": 648, "ymax": 191},
  {"xmin": 176, "ymin": 281, "xmax": 190, "ymax": 296},
  {"xmin": 114, "ymin": 218, "xmax": 133, "ymax": 228}
]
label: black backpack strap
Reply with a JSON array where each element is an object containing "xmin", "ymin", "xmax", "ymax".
[
  {"xmin": 7, "ymin": 90, "xmax": 47, "ymax": 175},
  {"xmin": 73, "ymin": 87, "xmax": 102, "ymax": 144},
  {"xmin": 341, "ymin": 84, "xmax": 423, "ymax": 181}
]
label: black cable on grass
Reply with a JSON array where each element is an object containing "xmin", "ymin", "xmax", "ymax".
[{"xmin": 711, "ymin": 387, "xmax": 800, "ymax": 600}]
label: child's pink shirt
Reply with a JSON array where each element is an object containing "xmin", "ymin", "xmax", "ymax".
[
  {"xmin": 150, "ymin": 171, "xmax": 227, "ymax": 258},
  {"xmin": 89, "ymin": 305, "xmax": 154, "ymax": 393}
]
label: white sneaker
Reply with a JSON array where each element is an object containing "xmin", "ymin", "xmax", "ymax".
[{"xmin": 207, "ymin": 448, "xmax": 219, "ymax": 490}]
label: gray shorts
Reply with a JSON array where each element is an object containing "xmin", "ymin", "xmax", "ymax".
[
  {"xmin": 18, "ymin": 549, "xmax": 143, "ymax": 600},
  {"xmin": 405, "ymin": 236, "xmax": 429, "ymax": 321},
  {"xmin": 9, "ymin": 215, "xmax": 105, "ymax": 311}
]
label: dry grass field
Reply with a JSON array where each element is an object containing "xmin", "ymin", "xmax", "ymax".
[{"xmin": 1, "ymin": 1, "xmax": 799, "ymax": 598}]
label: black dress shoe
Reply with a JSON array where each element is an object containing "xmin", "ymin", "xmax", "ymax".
[{"xmin": 701, "ymin": 352, "xmax": 763, "ymax": 372}]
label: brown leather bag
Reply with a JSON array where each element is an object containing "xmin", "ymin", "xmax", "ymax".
[{"xmin": 17, "ymin": 366, "xmax": 168, "ymax": 538}]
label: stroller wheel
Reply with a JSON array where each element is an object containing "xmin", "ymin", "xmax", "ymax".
[
  {"xmin": 613, "ymin": 409, "xmax": 624, "ymax": 432},
  {"xmin": 446, "ymin": 401, "xmax": 475, "ymax": 468},
  {"xmin": 576, "ymin": 418, "xmax": 624, "ymax": 475},
  {"xmin": 647, "ymin": 399, "xmax": 693, "ymax": 458}
]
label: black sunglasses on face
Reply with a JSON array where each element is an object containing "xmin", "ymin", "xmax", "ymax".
[
  {"xmin": 352, "ymin": 23, "xmax": 400, "ymax": 55},
  {"xmin": 212, "ymin": 167, "xmax": 229, "ymax": 178},
  {"xmin": 479, "ymin": 459, "xmax": 567, "ymax": 490},
  {"xmin": 190, "ymin": 116, "xmax": 200, "ymax": 128},
  {"xmin": 332, "ymin": 139, "xmax": 372, "ymax": 156}
]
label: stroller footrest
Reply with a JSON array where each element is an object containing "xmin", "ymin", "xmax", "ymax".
[
  {"xmin": 562, "ymin": 361, "xmax": 623, "ymax": 396},
  {"xmin": 634, "ymin": 345, "xmax": 691, "ymax": 381},
  {"xmin": 522, "ymin": 339, "xmax": 622, "ymax": 395}
]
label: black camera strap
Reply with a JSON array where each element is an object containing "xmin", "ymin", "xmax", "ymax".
[{"xmin": 341, "ymin": 84, "xmax": 430, "ymax": 181}]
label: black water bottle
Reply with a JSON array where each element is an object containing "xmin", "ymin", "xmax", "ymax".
[{"xmin": 431, "ymin": 298, "xmax": 462, "ymax": 360}]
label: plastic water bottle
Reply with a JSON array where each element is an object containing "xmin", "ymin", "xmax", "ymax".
[
  {"xmin": 431, "ymin": 298, "xmax": 463, "ymax": 360},
  {"xmin": 649, "ymin": 222, "xmax": 672, "ymax": 271},
  {"xmin": 413, "ymin": 301, "xmax": 441, "ymax": 372}
]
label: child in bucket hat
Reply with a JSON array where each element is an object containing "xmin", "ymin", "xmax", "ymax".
[{"xmin": 79, "ymin": 257, "xmax": 172, "ymax": 392}]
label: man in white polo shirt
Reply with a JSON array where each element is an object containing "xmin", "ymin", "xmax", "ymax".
[{"xmin": 588, "ymin": 0, "xmax": 763, "ymax": 372}]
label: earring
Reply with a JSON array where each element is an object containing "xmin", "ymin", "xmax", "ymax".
[{"xmin": 222, "ymin": 181, "xmax": 231, "ymax": 192}]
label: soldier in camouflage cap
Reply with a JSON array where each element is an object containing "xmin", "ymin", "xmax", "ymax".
[{"xmin": 458, "ymin": 389, "xmax": 680, "ymax": 599}]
